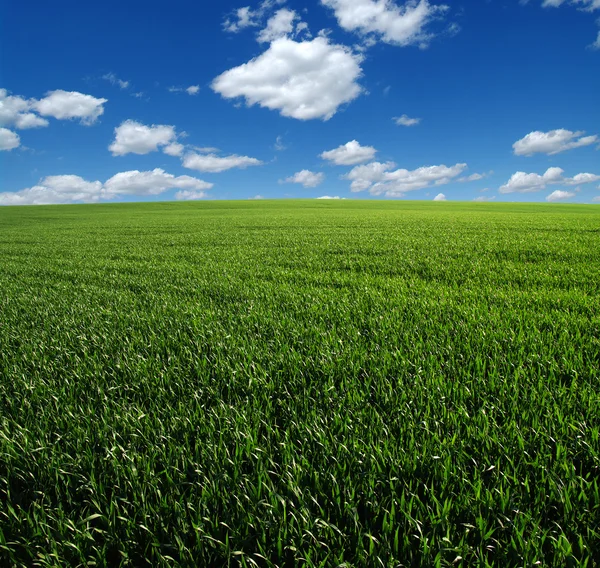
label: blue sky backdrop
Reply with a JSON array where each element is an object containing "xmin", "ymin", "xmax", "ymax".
[{"xmin": 1, "ymin": 0, "xmax": 599, "ymax": 204}]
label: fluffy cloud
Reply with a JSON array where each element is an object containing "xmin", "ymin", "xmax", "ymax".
[
  {"xmin": 182, "ymin": 152, "xmax": 263, "ymax": 173},
  {"xmin": 163, "ymin": 142, "xmax": 185, "ymax": 157},
  {"xmin": 513, "ymin": 129, "xmax": 597, "ymax": 156},
  {"xmin": 433, "ymin": 193, "xmax": 446, "ymax": 201},
  {"xmin": 316, "ymin": 195, "xmax": 342, "ymax": 199},
  {"xmin": 393, "ymin": 114, "xmax": 420, "ymax": 126},
  {"xmin": 258, "ymin": 9, "xmax": 301, "ymax": 42},
  {"xmin": 320, "ymin": 140, "xmax": 377, "ymax": 165},
  {"xmin": 186, "ymin": 85, "xmax": 200, "ymax": 95},
  {"xmin": 282, "ymin": 169, "xmax": 325, "ymax": 187},
  {"xmin": 499, "ymin": 167, "xmax": 600, "ymax": 193},
  {"xmin": 345, "ymin": 161, "xmax": 467, "ymax": 196},
  {"xmin": 320, "ymin": 0, "xmax": 447, "ymax": 47},
  {"xmin": 0, "ymin": 89, "xmax": 49, "ymax": 129},
  {"xmin": 109, "ymin": 120, "xmax": 178, "ymax": 156},
  {"xmin": 212, "ymin": 36, "xmax": 364, "ymax": 120},
  {"xmin": 224, "ymin": 6, "xmax": 260, "ymax": 32},
  {"xmin": 546, "ymin": 190, "xmax": 576, "ymax": 202},
  {"xmin": 0, "ymin": 169, "xmax": 212, "ymax": 206},
  {"xmin": 473, "ymin": 195, "xmax": 495, "ymax": 202},
  {"xmin": 33, "ymin": 90, "xmax": 107, "ymax": 125},
  {"xmin": 0, "ymin": 128, "xmax": 20, "ymax": 151}
]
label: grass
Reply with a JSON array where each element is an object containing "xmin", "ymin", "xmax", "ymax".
[{"xmin": 0, "ymin": 200, "xmax": 599, "ymax": 567}]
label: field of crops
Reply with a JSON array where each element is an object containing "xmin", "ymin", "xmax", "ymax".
[{"xmin": 1, "ymin": 200, "xmax": 599, "ymax": 567}]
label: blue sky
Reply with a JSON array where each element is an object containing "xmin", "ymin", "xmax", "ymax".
[{"xmin": 1, "ymin": 0, "xmax": 599, "ymax": 204}]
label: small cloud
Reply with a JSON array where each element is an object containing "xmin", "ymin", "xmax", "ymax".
[
  {"xmin": 433, "ymin": 193, "xmax": 446, "ymax": 201},
  {"xmin": 473, "ymin": 195, "xmax": 496, "ymax": 202},
  {"xmin": 249, "ymin": 194, "xmax": 264, "ymax": 199},
  {"xmin": 316, "ymin": 195, "xmax": 341, "ymax": 199},
  {"xmin": 163, "ymin": 142, "xmax": 185, "ymax": 157},
  {"xmin": 102, "ymin": 73, "xmax": 129, "ymax": 89},
  {"xmin": 282, "ymin": 169, "xmax": 324, "ymax": 188},
  {"xmin": 33, "ymin": 90, "xmax": 107, "ymax": 125},
  {"xmin": 274, "ymin": 135, "xmax": 286, "ymax": 151},
  {"xmin": 513, "ymin": 129, "xmax": 597, "ymax": 156},
  {"xmin": 320, "ymin": 140, "xmax": 377, "ymax": 165},
  {"xmin": 546, "ymin": 189, "xmax": 575, "ymax": 202},
  {"xmin": 183, "ymin": 152, "xmax": 263, "ymax": 173},
  {"xmin": 186, "ymin": 85, "xmax": 200, "ymax": 95},
  {"xmin": 393, "ymin": 114, "xmax": 421, "ymax": 127},
  {"xmin": 0, "ymin": 127, "xmax": 20, "ymax": 151},
  {"xmin": 175, "ymin": 190, "xmax": 209, "ymax": 201},
  {"xmin": 109, "ymin": 120, "xmax": 178, "ymax": 156}
]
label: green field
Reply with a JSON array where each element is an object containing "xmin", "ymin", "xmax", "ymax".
[{"xmin": 1, "ymin": 200, "xmax": 599, "ymax": 567}]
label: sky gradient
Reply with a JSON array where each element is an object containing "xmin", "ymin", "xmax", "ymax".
[{"xmin": 1, "ymin": 0, "xmax": 599, "ymax": 205}]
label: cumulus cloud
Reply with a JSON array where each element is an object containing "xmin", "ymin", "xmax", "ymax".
[
  {"xmin": 109, "ymin": 120, "xmax": 178, "ymax": 156},
  {"xmin": 258, "ymin": 9, "xmax": 301, "ymax": 42},
  {"xmin": 345, "ymin": 161, "xmax": 466, "ymax": 196},
  {"xmin": 33, "ymin": 90, "xmax": 107, "ymax": 125},
  {"xmin": 320, "ymin": 140, "xmax": 377, "ymax": 165},
  {"xmin": 433, "ymin": 193, "xmax": 446, "ymax": 201},
  {"xmin": 499, "ymin": 167, "xmax": 600, "ymax": 193},
  {"xmin": 320, "ymin": 0, "xmax": 448, "ymax": 47},
  {"xmin": 163, "ymin": 142, "xmax": 185, "ymax": 157},
  {"xmin": 182, "ymin": 152, "xmax": 263, "ymax": 173},
  {"xmin": 224, "ymin": 6, "xmax": 260, "ymax": 32},
  {"xmin": 316, "ymin": 195, "xmax": 342, "ymax": 199},
  {"xmin": 0, "ymin": 128, "xmax": 20, "ymax": 151},
  {"xmin": 282, "ymin": 169, "xmax": 325, "ymax": 187},
  {"xmin": 0, "ymin": 89, "xmax": 49, "ymax": 129},
  {"xmin": 102, "ymin": 73, "xmax": 129, "ymax": 89},
  {"xmin": 0, "ymin": 169, "xmax": 212, "ymax": 206},
  {"xmin": 393, "ymin": 114, "xmax": 420, "ymax": 126},
  {"xmin": 473, "ymin": 195, "xmax": 495, "ymax": 202},
  {"xmin": 212, "ymin": 36, "xmax": 364, "ymax": 120},
  {"xmin": 186, "ymin": 85, "xmax": 200, "ymax": 95},
  {"xmin": 546, "ymin": 190, "xmax": 576, "ymax": 202},
  {"xmin": 513, "ymin": 129, "xmax": 598, "ymax": 156}
]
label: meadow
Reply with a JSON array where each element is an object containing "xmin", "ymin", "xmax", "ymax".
[{"xmin": 0, "ymin": 200, "xmax": 599, "ymax": 567}]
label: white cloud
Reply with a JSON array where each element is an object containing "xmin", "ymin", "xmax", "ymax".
[
  {"xmin": 393, "ymin": 114, "xmax": 420, "ymax": 126},
  {"xmin": 109, "ymin": 120, "xmax": 177, "ymax": 156},
  {"xmin": 102, "ymin": 73, "xmax": 129, "ymax": 89},
  {"xmin": 542, "ymin": 0, "xmax": 600, "ymax": 9},
  {"xmin": 320, "ymin": 140, "xmax": 377, "ymax": 165},
  {"xmin": 224, "ymin": 6, "xmax": 260, "ymax": 32},
  {"xmin": 258, "ymin": 9, "xmax": 300, "ymax": 42},
  {"xmin": 175, "ymin": 190, "xmax": 209, "ymax": 200},
  {"xmin": 513, "ymin": 129, "xmax": 598, "ymax": 156},
  {"xmin": 565, "ymin": 173, "xmax": 600, "ymax": 185},
  {"xmin": 458, "ymin": 172, "xmax": 487, "ymax": 182},
  {"xmin": 345, "ymin": 161, "xmax": 466, "ymax": 195},
  {"xmin": 0, "ymin": 169, "xmax": 212, "ymax": 206},
  {"xmin": 212, "ymin": 36, "xmax": 364, "ymax": 120},
  {"xmin": 249, "ymin": 194, "xmax": 265, "ymax": 199},
  {"xmin": 591, "ymin": 30, "xmax": 600, "ymax": 49},
  {"xmin": 433, "ymin": 193, "xmax": 446, "ymax": 201},
  {"xmin": 182, "ymin": 152, "xmax": 263, "ymax": 173},
  {"xmin": 473, "ymin": 195, "xmax": 496, "ymax": 202},
  {"xmin": 546, "ymin": 190, "xmax": 576, "ymax": 202},
  {"xmin": 186, "ymin": 85, "xmax": 200, "ymax": 95},
  {"xmin": 499, "ymin": 167, "xmax": 600, "ymax": 193},
  {"xmin": 282, "ymin": 169, "xmax": 325, "ymax": 187},
  {"xmin": 0, "ymin": 128, "xmax": 20, "ymax": 151},
  {"xmin": 33, "ymin": 90, "xmax": 107, "ymax": 125},
  {"xmin": 316, "ymin": 195, "xmax": 342, "ymax": 199},
  {"xmin": 0, "ymin": 89, "xmax": 49, "ymax": 129},
  {"xmin": 320, "ymin": 0, "xmax": 447, "ymax": 47},
  {"xmin": 163, "ymin": 142, "xmax": 185, "ymax": 157}
]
